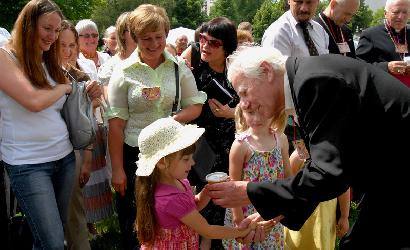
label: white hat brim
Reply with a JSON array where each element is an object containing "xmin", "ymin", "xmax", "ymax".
[{"xmin": 136, "ymin": 125, "xmax": 205, "ymax": 176}]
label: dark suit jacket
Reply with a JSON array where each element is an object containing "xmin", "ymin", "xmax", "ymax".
[
  {"xmin": 356, "ymin": 24, "xmax": 410, "ymax": 71},
  {"xmin": 314, "ymin": 13, "xmax": 356, "ymax": 58},
  {"xmin": 247, "ymin": 54, "xmax": 410, "ymax": 249}
]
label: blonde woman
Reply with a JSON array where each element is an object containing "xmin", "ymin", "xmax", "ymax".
[{"xmin": 107, "ymin": 4, "xmax": 206, "ymax": 249}]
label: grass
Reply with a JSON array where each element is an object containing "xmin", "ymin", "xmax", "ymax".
[{"xmin": 90, "ymin": 212, "xmax": 122, "ymax": 250}]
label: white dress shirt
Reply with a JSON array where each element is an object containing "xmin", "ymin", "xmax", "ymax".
[{"xmin": 262, "ymin": 10, "xmax": 329, "ymax": 57}]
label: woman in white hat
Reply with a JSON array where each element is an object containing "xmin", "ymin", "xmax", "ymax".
[{"xmin": 135, "ymin": 117, "xmax": 252, "ymax": 249}]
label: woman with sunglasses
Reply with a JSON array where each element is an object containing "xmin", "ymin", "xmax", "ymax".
[
  {"xmin": 76, "ymin": 19, "xmax": 110, "ymax": 69},
  {"xmin": 182, "ymin": 17, "xmax": 239, "ymax": 250}
]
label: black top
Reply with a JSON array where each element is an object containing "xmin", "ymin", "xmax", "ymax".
[
  {"xmin": 314, "ymin": 12, "xmax": 356, "ymax": 58},
  {"xmin": 356, "ymin": 24, "xmax": 410, "ymax": 71},
  {"xmin": 247, "ymin": 54, "xmax": 410, "ymax": 249}
]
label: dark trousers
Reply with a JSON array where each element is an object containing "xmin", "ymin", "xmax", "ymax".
[
  {"xmin": 115, "ymin": 144, "xmax": 139, "ymax": 250},
  {"xmin": 0, "ymin": 162, "xmax": 8, "ymax": 245}
]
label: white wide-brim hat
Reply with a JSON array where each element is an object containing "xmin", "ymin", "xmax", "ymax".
[{"xmin": 136, "ymin": 117, "xmax": 205, "ymax": 176}]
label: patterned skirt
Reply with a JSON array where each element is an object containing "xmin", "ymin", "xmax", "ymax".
[
  {"xmin": 141, "ymin": 223, "xmax": 199, "ymax": 250},
  {"xmin": 82, "ymin": 124, "xmax": 113, "ymax": 222}
]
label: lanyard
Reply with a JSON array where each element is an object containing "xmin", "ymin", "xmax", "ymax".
[
  {"xmin": 319, "ymin": 13, "xmax": 348, "ymax": 56},
  {"xmin": 384, "ymin": 19, "xmax": 408, "ymax": 60}
]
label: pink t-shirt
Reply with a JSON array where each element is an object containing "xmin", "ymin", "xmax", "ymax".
[{"xmin": 155, "ymin": 179, "xmax": 197, "ymax": 229}]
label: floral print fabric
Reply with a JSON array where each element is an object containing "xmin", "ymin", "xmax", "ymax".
[{"xmin": 223, "ymin": 133, "xmax": 285, "ymax": 250}]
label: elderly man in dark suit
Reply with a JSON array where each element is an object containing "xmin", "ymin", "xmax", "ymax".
[
  {"xmin": 356, "ymin": 0, "xmax": 410, "ymax": 78},
  {"xmin": 314, "ymin": 0, "xmax": 359, "ymax": 58},
  {"xmin": 207, "ymin": 46, "xmax": 410, "ymax": 249}
]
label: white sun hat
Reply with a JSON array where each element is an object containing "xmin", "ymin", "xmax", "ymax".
[{"xmin": 136, "ymin": 117, "xmax": 205, "ymax": 176}]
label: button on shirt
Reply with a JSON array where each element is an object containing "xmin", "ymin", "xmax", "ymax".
[{"xmin": 262, "ymin": 10, "xmax": 329, "ymax": 57}]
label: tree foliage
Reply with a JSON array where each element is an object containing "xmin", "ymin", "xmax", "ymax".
[
  {"xmin": 349, "ymin": 0, "xmax": 373, "ymax": 33},
  {"xmin": 0, "ymin": 0, "xmax": 27, "ymax": 31},
  {"xmin": 171, "ymin": 0, "xmax": 206, "ymax": 29},
  {"xmin": 209, "ymin": 0, "xmax": 264, "ymax": 25},
  {"xmin": 252, "ymin": 0, "xmax": 286, "ymax": 43},
  {"xmin": 0, "ymin": 0, "xmax": 100, "ymax": 32},
  {"xmin": 371, "ymin": 7, "xmax": 385, "ymax": 27},
  {"xmin": 209, "ymin": 0, "xmax": 238, "ymax": 23}
]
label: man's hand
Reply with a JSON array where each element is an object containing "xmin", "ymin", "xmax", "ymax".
[{"xmin": 206, "ymin": 180, "xmax": 250, "ymax": 208}]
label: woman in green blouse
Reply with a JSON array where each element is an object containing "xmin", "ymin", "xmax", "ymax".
[{"xmin": 106, "ymin": 4, "xmax": 206, "ymax": 249}]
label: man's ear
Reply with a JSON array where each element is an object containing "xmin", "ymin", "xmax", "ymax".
[{"xmin": 260, "ymin": 61, "xmax": 275, "ymax": 83}]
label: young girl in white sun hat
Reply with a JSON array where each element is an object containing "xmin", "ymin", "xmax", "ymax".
[{"xmin": 135, "ymin": 117, "xmax": 253, "ymax": 249}]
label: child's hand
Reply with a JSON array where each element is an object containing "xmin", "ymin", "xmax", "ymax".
[{"xmin": 336, "ymin": 216, "xmax": 349, "ymax": 238}]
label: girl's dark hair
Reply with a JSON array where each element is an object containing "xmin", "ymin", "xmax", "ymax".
[
  {"xmin": 200, "ymin": 17, "xmax": 237, "ymax": 56},
  {"xmin": 135, "ymin": 143, "xmax": 196, "ymax": 246},
  {"xmin": 60, "ymin": 20, "xmax": 79, "ymax": 46}
]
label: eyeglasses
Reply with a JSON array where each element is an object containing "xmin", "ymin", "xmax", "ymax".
[
  {"xmin": 79, "ymin": 33, "xmax": 99, "ymax": 39},
  {"xmin": 199, "ymin": 33, "xmax": 223, "ymax": 49}
]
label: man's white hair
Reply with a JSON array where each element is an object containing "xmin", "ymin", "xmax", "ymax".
[
  {"xmin": 227, "ymin": 46, "xmax": 287, "ymax": 83},
  {"xmin": 75, "ymin": 19, "xmax": 98, "ymax": 34},
  {"xmin": 385, "ymin": 0, "xmax": 410, "ymax": 11},
  {"xmin": 103, "ymin": 26, "xmax": 116, "ymax": 39}
]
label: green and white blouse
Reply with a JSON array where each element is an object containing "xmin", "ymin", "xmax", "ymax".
[{"xmin": 107, "ymin": 50, "xmax": 206, "ymax": 147}]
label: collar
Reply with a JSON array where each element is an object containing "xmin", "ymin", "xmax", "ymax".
[{"xmin": 122, "ymin": 49, "xmax": 178, "ymax": 71}]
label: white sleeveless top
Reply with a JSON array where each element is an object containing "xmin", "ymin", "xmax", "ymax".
[{"xmin": 0, "ymin": 63, "xmax": 73, "ymax": 165}]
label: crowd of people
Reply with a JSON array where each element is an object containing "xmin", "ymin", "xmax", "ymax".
[{"xmin": 0, "ymin": 0, "xmax": 409, "ymax": 249}]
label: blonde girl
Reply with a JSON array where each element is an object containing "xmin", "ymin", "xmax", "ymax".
[
  {"xmin": 135, "ymin": 118, "xmax": 252, "ymax": 249},
  {"xmin": 223, "ymin": 107, "xmax": 291, "ymax": 249}
]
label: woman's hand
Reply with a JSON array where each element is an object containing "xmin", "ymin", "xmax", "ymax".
[
  {"xmin": 208, "ymin": 99, "xmax": 234, "ymax": 119},
  {"xmin": 79, "ymin": 150, "xmax": 92, "ymax": 188},
  {"xmin": 85, "ymin": 80, "xmax": 102, "ymax": 99},
  {"xmin": 112, "ymin": 167, "xmax": 127, "ymax": 196}
]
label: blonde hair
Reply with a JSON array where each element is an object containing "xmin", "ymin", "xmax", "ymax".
[
  {"xmin": 136, "ymin": 144, "xmax": 196, "ymax": 246},
  {"xmin": 128, "ymin": 4, "xmax": 170, "ymax": 42},
  {"xmin": 235, "ymin": 106, "xmax": 287, "ymax": 134},
  {"xmin": 237, "ymin": 29, "xmax": 254, "ymax": 44},
  {"xmin": 115, "ymin": 12, "xmax": 131, "ymax": 56},
  {"xmin": 10, "ymin": 0, "xmax": 66, "ymax": 89}
]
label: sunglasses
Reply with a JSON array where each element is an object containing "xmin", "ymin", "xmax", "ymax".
[
  {"xmin": 79, "ymin": 33, "xmax": 99, "ymax": 39},
  {"xmin": 199, "ymin": 33, "xmax": 223, "ymax": 49}
]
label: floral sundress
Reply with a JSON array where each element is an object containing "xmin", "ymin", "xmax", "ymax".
[{"xmin": 223, "ymin": 133, "xmax": 285, "ymax": 250}]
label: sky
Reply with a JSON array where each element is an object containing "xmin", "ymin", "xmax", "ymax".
[{"xmin": 365, "ymin": 0, "xmax": 385, "ymax": 11}]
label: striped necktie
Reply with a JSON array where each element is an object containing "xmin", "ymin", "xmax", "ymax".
[{"xmin": 299, "ymin": 22, "xmax": 319, "ymax": 56}]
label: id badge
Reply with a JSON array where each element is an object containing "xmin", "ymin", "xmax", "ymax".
[
  {"xmin": 396, "ymin": 44, "xmax": 408, "ymax": 54},
  {"xmin": 292, "ymin": 139, "xmax": 310, "ymax": 160},
  {"xmin": 337, "ymin": 42, "xmax": 350, "ymax": 54},
  {"xmin": 142, "ymin": 86, "xmax": 161, "ymax": 101}
]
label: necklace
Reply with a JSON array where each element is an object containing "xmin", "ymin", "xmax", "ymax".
[{"xmin": 384, "ymin": 20, "xmax": 408, "ymax": 60}]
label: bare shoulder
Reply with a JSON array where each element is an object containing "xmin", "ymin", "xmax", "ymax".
[{"xmin": 276, "ymin": 132, "xmax": 289, "ymax": 149}]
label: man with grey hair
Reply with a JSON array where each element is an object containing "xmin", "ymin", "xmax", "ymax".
[
  {"xmin": 314, "ymin": 0, "xmax": 359, "ymax": 57},
  {"xmin": 207, "ymin": 46, "xmax": 410, "ymax": 249},
  {"xmin": 356, "ymin": 0, "xmax": 410, "ymax": 86}
]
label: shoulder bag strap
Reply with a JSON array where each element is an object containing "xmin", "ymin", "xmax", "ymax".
[{"xmin": 172, "ymin": 62, "xmax": 179, "ymax": 115}]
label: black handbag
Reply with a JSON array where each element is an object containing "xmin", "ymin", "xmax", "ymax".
[{"xmin": 61, "ymin": 67, "xmax": 96, "ymax": 150}]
